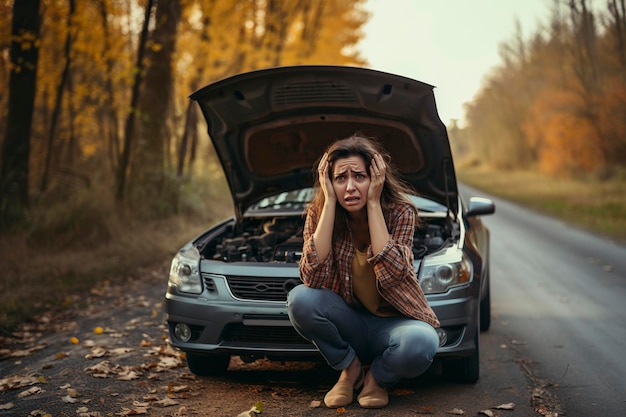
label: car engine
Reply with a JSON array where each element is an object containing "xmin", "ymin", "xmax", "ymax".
[{"xmin": 199, "ymin": 215, "xmax": 455, "ymax": 263}]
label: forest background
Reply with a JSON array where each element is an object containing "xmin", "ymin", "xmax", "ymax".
[{"xmin": 0, "ymin": 0, "xmax": 625, "ymax": 334}]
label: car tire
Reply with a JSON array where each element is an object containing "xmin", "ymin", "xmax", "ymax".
[
  {"xmin": 480, "ymin": 276, "xmax": 491, "ymax": 331},
  {"xmin": 185, "ymin": 353, "xmax": 230, "ymax": 376},
  {"xmin": 442, "ymin": 325, "xmax": 480, "ymax": 384}
]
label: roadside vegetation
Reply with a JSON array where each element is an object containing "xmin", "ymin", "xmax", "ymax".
[
  {"xmin": 0, "ymin": 174, "xmax": 232, "ymax": 335},
  {"xmin": 457, "ymin": 164, "xmax": 626, "ymax": 243}
]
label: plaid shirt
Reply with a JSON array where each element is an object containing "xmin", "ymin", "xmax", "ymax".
[{"xmin": 299, "ymin": 201, "xmax": 440, "ymax": 328}]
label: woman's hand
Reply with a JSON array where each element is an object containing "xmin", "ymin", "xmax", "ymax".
[
  {"xmin": 318, "ymin": 152, "xmax": 336, "ymax": 203},
  {"xmin": 368, "ymin": 153, "xmax": 386, "ymax": 203}
]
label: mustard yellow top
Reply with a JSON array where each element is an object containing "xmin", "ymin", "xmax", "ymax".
[{"xmin": 351, "ymin": 248, "xmax": 400, "ymax": 317}]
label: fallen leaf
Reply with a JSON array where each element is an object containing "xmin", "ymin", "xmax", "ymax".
[
  {"xmin": 446, "ymin": 408, "xmax": 464, "ymax": 415},
  {"xmin": 391, "ymin": 388, "xmax": 414, "ymax": 396},
  {"xmin": 70, "ymin": 337, "xmax": 80, "ymax": 345},
  {"xmin": 4, "ymin": 344, "xmax": 47, "ymax": 358},
  {"xmin": 478, "ymin": 410, "xmax": 495, "ymax": 416},
  {"xmin": 62, "ymin": 395, "xmax": 76, "ymax": 403},
  {"xmin": 85, "ymin": 347, "xmax": 108, "ymax": 359},
  {"xmin": 153, "ymin": 398, "xmax": 179, "ymax": 407},
  {"xmin": 109, "ymin": 347, "xmax": 132, "ymax": 356},
  {"xmin": 336, "ymin": 407, "xmax": 346, "ymax": 414},
  {"xmin": 117, "ymin": 370, "xmax": 140, "ymax": 381},
  {"xmin": 28, "ymin": 410, "xmax": 50, "ymax": 416},
  {"xmin": 18, "ymin": 386, "xmax": 43, "ymax": 397},
  {"xmin": 415, "ymin": 405, "xmax": 436, "ymax": 414},
  {"xmin": 495, "ymin": 402, "xmax": 515, "ymax": 410},
  {"xmin": 116, "ymin": 407, "xmax": 148, "ymax": 415},
  {"xmin": 0, "ymin": 402, "xmax": 13, "ymax": 410},
  {"xmin": 309, "ymin": 400, "xmax": 321, "ymax": 408},
  {"xmin": 66, "ymin": 388, "xmax": 79, "ymax": 397},
  {"xmin": 93, "ymin": 326, "xmax": 104, "ymax": 334},
  {"xmin": 168, "ymin": 384, "xmax": 189, "ymax": 393},
  {"xmin": 0, "ymin": 375, "xmax": 40, "ymax": 391},
  {"xmin": 236, "ymin": 402, "xmax": 264, "ymax": 416},
  {"xmin": 85, "ymin": 360, "xmax": 113, "ymax": 377}
]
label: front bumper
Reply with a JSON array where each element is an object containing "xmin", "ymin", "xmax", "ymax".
[{"xmin": 165, "ymin": 278, "xmax": 479, "ymax": 361}]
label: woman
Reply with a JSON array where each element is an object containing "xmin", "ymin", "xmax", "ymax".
[{"xmin": 287, "ymin": 133, "xmax": 440, "ymax": 409}]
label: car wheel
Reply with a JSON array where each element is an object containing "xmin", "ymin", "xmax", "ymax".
[
  {"xmin": 442, "ymin": 325, "xmax": 480, "ymax": 384},
  {"xmin": 185, "ymin": 353, "xmax": 230, "ymax": 376},
  {"xmin": 480, "ymin": 276, "xmax": 491, "ymax": 331}
]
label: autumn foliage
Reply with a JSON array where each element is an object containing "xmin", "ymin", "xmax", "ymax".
[
  {"xmin": 457, "ymin": 0, "xmax": 626, "ymax": 178},
  {"xmin": 0, "ymin": 0, "xmax": 369, "ymax": 228}
]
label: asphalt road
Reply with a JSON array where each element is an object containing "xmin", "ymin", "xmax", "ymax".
[
  {"xmin": 2, "ymin": 186, "xmax": 624, "ymax": 416},
  {"xmin": 0, "ymin": 262, "xmax": 545, "ymax": 417},
  {"xmin": 461, "ymin": 184, "xmax": 626, "ymax": 417}
]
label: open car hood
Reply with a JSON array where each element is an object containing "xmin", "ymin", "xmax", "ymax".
[{"xmin": 190, "ymin": 65, "xmax": 458, "ymax": 219}]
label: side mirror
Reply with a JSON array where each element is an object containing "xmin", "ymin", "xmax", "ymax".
[{"xmin": 466, "ymin": 197, "xmax": 495, "ymax": 217}]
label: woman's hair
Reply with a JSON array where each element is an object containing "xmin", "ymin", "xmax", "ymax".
[{"xmin": 307, "ymin": 132, "xmax": 419, "ymax": 236}]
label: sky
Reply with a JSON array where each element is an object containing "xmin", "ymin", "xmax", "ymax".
[{"xmin": 360, "ymin": 0, "xmax": 552, "ymax": 125}]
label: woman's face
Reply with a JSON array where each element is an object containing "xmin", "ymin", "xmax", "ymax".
[{"xmin": 331, "ymin": 155, "xmax": 370, "ymax": 214}]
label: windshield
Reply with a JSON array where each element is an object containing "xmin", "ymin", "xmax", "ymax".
[
  {"xmin": 249, "ymin": 188, "xmax": 315, "ymax": 211},
  {"xmin": 407, "ymin": 195, "xmax": 447, "ymax": 213},
  {"xmin": 248, "ymin": 188, "xmax": 446, "ymax": 213}
]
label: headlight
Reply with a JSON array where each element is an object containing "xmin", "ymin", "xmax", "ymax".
[
  {"xmin": 419, "ymin": 254, "xmax": 472, "ymax": 294},
  {"xmin": 168, "ymin": 244, "xmax": 202, "ymax": 294}
]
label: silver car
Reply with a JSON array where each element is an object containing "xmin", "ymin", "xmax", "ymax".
[{"xmin": 165, "ymin": 66, "xmax": 495, "ymax": 383}]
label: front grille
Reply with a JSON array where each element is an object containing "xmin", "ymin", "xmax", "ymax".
[
  {"xmin": 226, "ymin": 276, "xmax": 302, "ymax": 301},
  {"xmin": 203, "ymin": 277, "xmax": 216, "ymax": 292},
  {"xmin": 222, "ymin": 323, "xmax": 312, "ymax": 346},
  {"xmin": 273, "ymin": 81, "xmax": 356, "ymax": 105}
]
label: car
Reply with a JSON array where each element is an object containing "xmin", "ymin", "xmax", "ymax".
[{"xmin": 164, "ymin": 65, "xmax": 495, "ymax": 383}]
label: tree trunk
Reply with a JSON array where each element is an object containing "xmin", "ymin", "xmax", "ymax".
[
  {"xmin": 40, "ymin": 0, "xmax": 75, "ymax": 193},
  {"xmin": 128, "ymin": 0, "xmax": 182, "ymax": 214},
  {"xmin": 99, "ymin": 0, "xmax": 121, "ymax": 176},
  {"xmin": 0, "ymin": 0, "xmax": 41, "ymax": 230},
  {"xmin": 115, "ymin": 0, "xmax": 154, "ymax": 201}
]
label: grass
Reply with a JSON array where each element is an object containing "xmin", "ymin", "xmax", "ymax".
[
  {"xmin": 457, "ymin": 166, "xmax": 626, "ymax": 244},
  {"xmin": 0, "ymin": 174, "xmax": 232, "ymax": 336}
]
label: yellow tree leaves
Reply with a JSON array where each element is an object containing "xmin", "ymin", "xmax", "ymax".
[{"xmin": 1, "ymin": 0, "xmax": 370, "ymax": 211}]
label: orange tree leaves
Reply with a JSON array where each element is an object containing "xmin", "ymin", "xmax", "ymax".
[{"xmin": 460, "ymin": 1, "xmax": 626, "ymax": 177}]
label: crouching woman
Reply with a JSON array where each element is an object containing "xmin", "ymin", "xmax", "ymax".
[{"xmin": 287, "ymin": 133, "xmax": 440, "ymax": 409}]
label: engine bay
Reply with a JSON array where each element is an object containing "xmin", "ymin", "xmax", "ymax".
[{"xmin": 199, "ymin": 214, "xmax": 456, "ymax": 263}]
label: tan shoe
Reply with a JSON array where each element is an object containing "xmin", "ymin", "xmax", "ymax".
[
  {"xmin": 357, "ymin": 378, "xmax": 388, "ymax": 408},
  {"xmin": 323, "ymin": 369, "xmax": 365, "ymax": 408}
]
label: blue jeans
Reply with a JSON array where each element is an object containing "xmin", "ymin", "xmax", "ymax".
[{"xmin": 287, "ymin": 285, "xmax": 439, "ymax": 388}]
